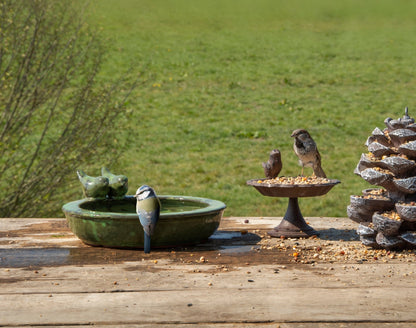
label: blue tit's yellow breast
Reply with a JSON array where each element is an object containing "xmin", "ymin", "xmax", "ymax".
[{"xmin": 137, "ymin": 197, "xmax": 160, "ymax": 212}]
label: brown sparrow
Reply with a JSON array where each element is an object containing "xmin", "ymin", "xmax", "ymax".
[
  {"xmin": 262, "ymin": 149, "xmax": 282, "ymax": 179},
  {"xmin": 291, "ymin": 129, "xmax": 326, "ymax": 178}
]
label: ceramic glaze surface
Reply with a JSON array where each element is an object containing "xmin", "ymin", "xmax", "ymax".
[{"xmin": 62, "ymin": 195, "xmax": 226, "ymax": 248}]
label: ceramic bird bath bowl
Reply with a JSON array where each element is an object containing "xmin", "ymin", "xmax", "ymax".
[
  {"xmin": 247, "ymin": 178, "xmax": 340, "ymax": 238},
  {"xmin": 62, "ymin": 195, "xmax": 226, "ymax": 249}
]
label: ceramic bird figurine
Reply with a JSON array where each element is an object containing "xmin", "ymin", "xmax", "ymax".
[
  {"xmin": 135, "ymin": 185, "xmax": 161, "ymax": 254},
  {"xmin": 77, "ymin": 170, "xmax": 110, "ymax": 198},
  {"xmin": 262, "ymin": 149, "xmax": 282, "ymax": 179},
  {"xmin": 101, "ymin": 167, "xmax": 128, "ymax": 199},
  {"xmin": 291, "ymin": 129, "xmax": 327, "ymax": 178}
]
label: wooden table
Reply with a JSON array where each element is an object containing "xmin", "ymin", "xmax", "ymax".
[{"xmin": 1, "ymin": 216, "xmax": 416, "ymax": 327}]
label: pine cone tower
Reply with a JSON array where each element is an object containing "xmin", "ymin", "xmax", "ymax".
[{"xmin": 349, "ymin": 108, "xmax": 416, "ymax": 249}]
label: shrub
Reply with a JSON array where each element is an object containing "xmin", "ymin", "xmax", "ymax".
[{"xmin": 0, "ymin": 0, "xmax": 135, "ymax": 217}]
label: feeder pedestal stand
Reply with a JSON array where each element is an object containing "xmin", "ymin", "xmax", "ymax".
[
  {"xmin": 246, "ymin": 179, "xmax": 340, "ymax": 238},
  {"xmin": 267, "ymin": 197, "xmax": 317, "ymax": 238}
]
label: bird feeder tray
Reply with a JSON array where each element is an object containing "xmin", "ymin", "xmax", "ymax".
[
  {"xmin": 372, "ymin": 212, "xmax": 402, "ymax": 236},
  {"xmin": 379, "ymin": 156, "xmax": 416, "ymax": 176},
  {"xmin": 354, "ymin": 154, "xmax": 376, "ymax": 174},
  {"xmin": 385, "ymin": 115, "xmax": 415, "ymax": 131},
  {"xmin": 355, "ymin": 154, "xmax": 416, "ymax": 177},
  {"xmin": 360, "ymin": 168, "xmax": 393, "ymax": 186},
  {"xmin": 347, "ymin": 195, "xmax": 394, "ymax": 223},
  {"xmin": 367, "ymin": 142, "xmax": 395, "ymax": 158},
  {"xmin": 246, "ymin": 178, "xmax": 340, "ymax": 198},
  {"xmin": 389, "ymin": 129, "xmax": 416, "ymax": 147},
  {"xmin": 246, "ymin": 178, "xmax": 340, "ymax": 238},
  {"xmin": 365, "ymin": 127, "xmax": 390, "ymax": 147},
  {"xmin": 347, "ymin": 205, "xmax": 373, "ymax": 223},
  {"xmin": 357, "ymin": 222, "xmax": 377, "ymax": 237},
  {"xmin": 393, "ymin": 176, "xmax": 416, "ymax": 194},
  {"xmin": 400, "ymin": 231, "xmax": 416, "ymax": 246},
  {"xmin": 360, "ymin": 235, "xmax": 379, "ymax": 248},
  {"xmin": 350, "ymin": 194, "xmax": 393, "ymax": 209},
  {"xmin": 362, "ymin": 188, "xmax": 388, "ymax": 196},
  {"xmin": 375, "ymin": 232, "xmax": 405, "ymax": 249},
  {"xmin": 405, "ymin": 123, "xmax": 416, "ymax": 132},
  {"xmin": 398, "ymin": 141, "xmax": 416, "ymax": 159},
  {"xmin": 395, "ymin": 202, "xmax": 416, "ymax": 222}
]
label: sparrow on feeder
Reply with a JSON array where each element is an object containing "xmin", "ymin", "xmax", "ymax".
[
  {"xmin": 291, "ymin": 129, "xmax": 326, "ymax": 178},
  {"xmin": 101, "ymin": 167, "xmax": 128, "ymax": 199},
  {"xmin": 76, "ymin": 170, "xmax": 109, "ymax": 198},
  {"xmin": 135, "ymin": 185, "xmax": 161, "ymax": 254},
  {"xmin": 262, "ymin": 149, "xmax": 282, "ymax": 179}
]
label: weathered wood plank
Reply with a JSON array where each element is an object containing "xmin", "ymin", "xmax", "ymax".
[
  {"xmin": 1, "ymin": 284, "xmax": 416, "ymax": 326},
  {"xmin": 4, "ymin": 324, "xmax": 415, "ymax": 328},
  {"xmin": 7, "ymin": 325, "xmax": 415, "ymax": 328},
  {"xmin": 1, "ymin": 261, "xmax": 416, "ymax": 294},
  {"xmin": 1, "ymin": 260, "xmax": 416, "ymax": 325},
  {"xmin": 1, "ymin": 217, "xmax": 416, "ymax": 326}
]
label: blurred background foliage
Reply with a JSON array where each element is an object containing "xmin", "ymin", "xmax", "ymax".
[
  {"xmin": 2, "ymin": 0, "xmax": 416, "ymax": 218},
  {"xmin": 0, "ymin": 0, "xmax": 135, "ymax": 217}
]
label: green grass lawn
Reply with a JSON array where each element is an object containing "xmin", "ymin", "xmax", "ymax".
[{"xmin": 81, "ymin": 0, "xmax": 416, "ymax": 218}]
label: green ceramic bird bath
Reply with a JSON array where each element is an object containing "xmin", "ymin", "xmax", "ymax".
[{"xmin": 62, "ymin": 195, "xmax": 226, "ymax": 249}]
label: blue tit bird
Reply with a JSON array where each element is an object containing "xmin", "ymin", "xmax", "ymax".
[
  {"xmin": 76, "ymin": 170, "xmax": 110, "ymax": 198},
  {"xmin": 101, "ymin": 167, "xmax": 128, "ymax": 199},
  {"xmin": 135, "ymin": 185, "xmax": 161, "ymax": 253}
]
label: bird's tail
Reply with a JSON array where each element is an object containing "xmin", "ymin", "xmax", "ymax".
[
  {"xmin": 144, "ymin": 233, "xmax": 151, "ymax": 254},
  {"xmin": 313, "ymin": 165, "xmax": 327, "ymax": 178}
]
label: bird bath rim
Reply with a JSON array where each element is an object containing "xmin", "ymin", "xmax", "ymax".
[
  {"xmin": 62, "ymin": 195, "xmax": 226, "ymax": 219},
  {"xmin": 62, "ymin": 195, "xmax": 226, "ymax": 249}
]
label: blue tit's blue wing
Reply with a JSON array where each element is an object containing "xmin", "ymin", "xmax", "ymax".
[
  {"xmin": 136, "ymin": 197, "xmax": 160, "ymax": 236},
  {"xmin": 137, "ymin": 208, "xmax": 153, "ymax": 235}
]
